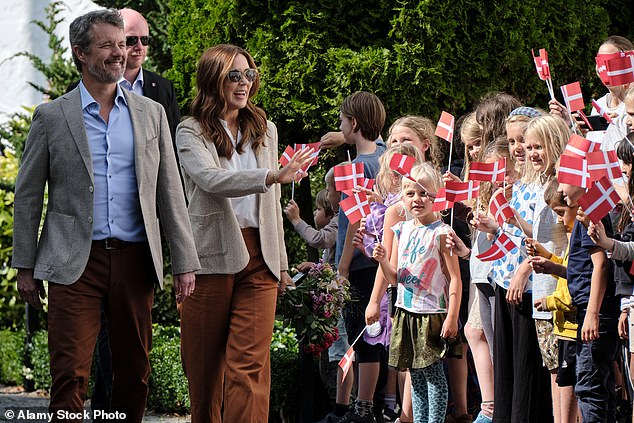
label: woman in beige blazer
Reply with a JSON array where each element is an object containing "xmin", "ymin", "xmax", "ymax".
[{"xmin": 176, "ymin": 44, "xmax": 313, "ymax": 423}]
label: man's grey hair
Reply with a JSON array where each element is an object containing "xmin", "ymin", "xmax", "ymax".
[{"xmin": 69, "ymin": 9, "xmax": 124, "ymax": 72}]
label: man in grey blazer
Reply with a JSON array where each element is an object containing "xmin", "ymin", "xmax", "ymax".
[{"xmin": 12, "ymin": 9, "xmax": 199, "ymax": 422}]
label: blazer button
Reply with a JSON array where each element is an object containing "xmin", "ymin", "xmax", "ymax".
[
  {"xmin": 88, "ymin": 217, "xmax": 93, "ymax": 223},
  {"xmin": 89, "ymin": 186, "xmax": 94, "ymax": 193}
]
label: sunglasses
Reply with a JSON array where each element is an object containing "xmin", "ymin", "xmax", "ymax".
[
  {"xmin": 226, "ymin": 69, "xmax": 258, "ymax": 83},
  {"xmin": 126, "ymin": 36, "xmax": 152, "ymax": 47}
]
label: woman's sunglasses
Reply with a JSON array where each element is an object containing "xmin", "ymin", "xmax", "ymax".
[{"xmin": 226, "ymin": 69, "xmax": 258, "ymax": 83}]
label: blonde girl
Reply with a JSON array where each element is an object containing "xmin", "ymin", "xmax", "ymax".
[
  {"xmin": 371, "ymin": 163, "xmax": 462, "ymax": 423},
  {"xmin": 388, "ymin": 115, "xmax": 441, "ymax": 170}
]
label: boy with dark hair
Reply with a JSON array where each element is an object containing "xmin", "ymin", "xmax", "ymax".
[{"xmin": 336, "ymin": 91, "xmax": 386, "ymax": 423}]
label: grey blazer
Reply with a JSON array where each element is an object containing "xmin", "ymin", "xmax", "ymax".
[
  {"xmin": 176, "ymin": 117, "xmax": 288, "ymax": 280},
  {"xmin": 12, "ymin": 88, "xmax": 200, "ymax": 286}
]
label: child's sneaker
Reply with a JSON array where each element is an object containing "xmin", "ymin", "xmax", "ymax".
[
  {"xmin": 473, "ymin": 412, "xmax": 493, "ymax": 423},
  {"xmin": 382, "ymin": 406, "xmax": 399, "ymax": 422},
  {"xmin": 335, "ymin": 411, "xmax": 376, "ymax": 423}
]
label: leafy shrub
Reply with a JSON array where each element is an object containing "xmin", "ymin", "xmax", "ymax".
[
  {"xmin": 269, "ymin": 320, "xmax": 299, "ymax": 421},
  {"xmin": 147, "ymin": 325, "xmax": 190, "ymax": 413},
  {"xmin": 0, "ymin": 329, "xmax": 25, "ymax": 385},
  {"xmin": 30, "ymin": 330, "xmax": 51, "ymax": 391}
]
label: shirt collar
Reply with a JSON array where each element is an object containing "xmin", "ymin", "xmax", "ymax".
[
  {"xmin": 118, "ymin": 68, "xmax": 144, "ymax": 89},
  {"xmin": 78, "ymin": 80, "xmax": 128, "ymax": 111}
]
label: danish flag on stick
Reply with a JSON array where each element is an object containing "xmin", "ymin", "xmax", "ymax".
[
  {"xmin": 605, "ymin": 54, "xmax": 634, "ymax": 86},
  {"xmin": 476, "ymin": 232, "xmax": 517, "ymax": 262},
  {"xmin": 432, "ymin": 188, "xmax": 453, "ymax": 212},
  {"xmin": 468, "ymin": 159, "xmax": 506, "ymax": 182},
  {"xmin": 560, "ymin": 81, "xmax": 585, "ymax": 113},
  {"xmin": 595, "ymin": 51, "xmax": 625, "ymax": 86},
  {"xmin": 444, "ymin": 181, "xmax": 480, "ymax": 202},
  {"xmin": 390, "ymin": 153, "xmax": 416, "ymax": 182},
  {"xmin": 339, "ymin": 192, "xmax": 371, "ymax": 225},
  {"xmin": 591, "ymin": 99, "xmax": 613, "ymax": 125},
  {"xmin": 577, "ymin": 176, "xmax": 621, "ymax": 224},
  {"xmin": 279, "ymin": 145, "xmax": 295, "ymax": 167},
  {"xmin": 338, "ymin": 346, "xmax": 355, "ymax": 382},
  {"xmin": 358, "ymin": 178, "xmax": 375, "ymax": 191},
  {"xmin": 558, "ymin": 154, "xmax": 590, "ymax": 188},
  {"xmin": 563, "ymin": 134, "xmax": 596, "ymax": 159},
  {"xmin": 278, "ymin": 143, "xmax": 320, "ymax": 171},
  {"xmin": 490, "ymin": 191, "xmax": 515, "ymax": 226},
  {"xmin": 334, "ymin": 162, "xmax": 365, "ymax": 193},
  {"xmin": 532, "ymin": 48, "xmax": 551, "ymax": 80},
  {"xmin": 435, "ymin": 111, "xmax": 455, "ymax": 143},
  {"xmin": 587, "ymin": 150, "xmax": 622, "ymax": 181}
]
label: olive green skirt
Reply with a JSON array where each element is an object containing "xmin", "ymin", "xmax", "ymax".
[{"xmin": 388, "ymin": 307, "xmax": 462, "ymax": 369}]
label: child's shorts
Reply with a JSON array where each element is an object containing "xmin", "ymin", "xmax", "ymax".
[
  {"xmin": 389, "ymin": 308, "xmax": 462, "ymax": 369},
  {"xmin": 555, "ymin": 338, "xmax": 577, "ymax": 386},
  {"xmin": 535, "ymin": 318, "xmax": 559, "ymax": 371},
  {"xmin": 466, "ymin": 283, "xmax": 483, "ymax": 330}
]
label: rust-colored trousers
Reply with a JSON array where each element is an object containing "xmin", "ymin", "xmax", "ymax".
[
  {"xmin": 47, "ymin": 242, "xmax": 154, "ymax": 423},
  {"xmin": 181, "ymin": 228, "xmax": 278, "ymax": 423}
]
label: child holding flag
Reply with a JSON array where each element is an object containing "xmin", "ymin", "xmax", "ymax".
[{"xmin": 371, "ymin": 163, "xmax": 462, "ymax": 423}]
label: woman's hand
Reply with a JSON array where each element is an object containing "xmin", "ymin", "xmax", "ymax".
[
  {"xmin": 441, "ymin": 317, "xmax": 459, "ymax": 339},
  {"xmin": 276, "ymin": 147, "xmax": 315, "ymax": 184},
  {"xmin": 446, "ymin": 230, "xmax": 469, "ymax": 258},
  {"xmin": 278, "ymin": 271, "xmax": 293, "ymax": 296},
  {"xmin": 283, "ymin": 199, "xmax": 302, "ymax": 225}
]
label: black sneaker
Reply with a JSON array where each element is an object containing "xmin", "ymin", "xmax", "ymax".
[
  {"xmin": 382, "ymin": 407, "xmax": 399, "ymax": 423},
  {"xmin": 336, "ymin": 411, "xmax": 376, "ymax": 423}
]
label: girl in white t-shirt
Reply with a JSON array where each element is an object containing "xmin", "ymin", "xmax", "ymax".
[{"xmin": 370, "ymin": 163, "xmax": 462, "ymax": 423}]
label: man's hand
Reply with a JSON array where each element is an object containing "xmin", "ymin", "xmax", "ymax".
[
  {"xmin": 174, "ymin": 272, "xmax": 196, "ymax": 304},
  {"xmin": 17, "ymin": 269, "xmax": 45, "ymax": 310}
]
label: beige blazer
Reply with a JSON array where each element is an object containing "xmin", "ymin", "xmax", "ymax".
[
  {"xmin": 12, "ymin": 88, "xmax": 200, "ymax": 286},
  {"xmin": 176, "ymin": 117, "xmax": 288, "ymax": 280}
]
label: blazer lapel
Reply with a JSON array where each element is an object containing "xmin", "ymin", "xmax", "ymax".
[
  {"xmin": 61, "ymin": 88, "xmax": 93, "ymax": 183},
  {"xmin": 142, "ymin": 69, "xmax": 159, "ymax": 102},
  {"xmin": 125, "ymin": 91, "xmax": 147, "ymax": 192}
]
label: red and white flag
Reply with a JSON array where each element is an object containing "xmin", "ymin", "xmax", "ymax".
[
  {"xmin": 577, "ymin": 176, "xmax": 621, "ymax": 224},
  {"xmin": 532, "ymin": 48, "xmax": 551, "ymax": 80},
  {"xmin": 334, "ymin": 162, "xmax": 365, "ymax": 193},
  {"xmin": 338, "ymin": 346, "xmax": 355, "ymax": 382},
  {"xmin": 389, "ymin": 153, "xmax": 416, "ymax": 182},
  {"xmin": 468, "ymin": 159, "xmax": 506, "ymax": 182},
  {"xmin": 278, "ymin": 145, "xmax": 295, "ymax": 167},
  {"xmin": 595, "ymin": 51, "xmax": 625, "ymax": 86},
  {"xmin": 444, "ymin": 180, "xmax": 480, "ymax": 202},
  {"xmin": 489, "ymin": 191, "xmax": 515, "ymax": 227},
  {"xmin": 557, "ymin": 154, "xmax": 589, "ymax": 188},
  {"xmin": 296, "ymin": 142, "xmax": 321, "ymax": 170},
  {"xmin": 475, "ymin": 232, "xmax": 517, "ymax": 262},
  {"xmin": 605, "ymin": 54, "xmax": 634, "ymax": 86},
  {"xmin": 563, "ymin": 134, "xmax": 595, "ymax": 159},
  {"xmin": 358, "ymin": 178, "xmax": 375, "ymax": 191},
  {"xmin": 339, "ymin": 192, "xmax": 371, "ymax": 225},
  {"xmin": 432, "ymin": 188, "xmax": 453, "ymax": 212},
  {"xmin": 591, "ymin": 99, "xmax": 613, "ymax": 125},
  {"xmin": 560, "ymin": 81, "xmax": 585, "ymax": 113},
  {"xmin": 435, "ymin": 111, "xmax": 455, "ymax": 143},
  {"xmin": 587, "ymin": 150, "xmax": 622, "ymax": 181}
]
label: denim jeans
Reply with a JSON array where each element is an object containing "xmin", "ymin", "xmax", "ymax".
[{"xmin": 575, "ymin": 308, "xmax": 619, "ymax": 423}]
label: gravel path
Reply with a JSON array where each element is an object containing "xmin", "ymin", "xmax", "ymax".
[{"xmin": 0, "ymin": 386, "xmax": 189, "ymax": 422}]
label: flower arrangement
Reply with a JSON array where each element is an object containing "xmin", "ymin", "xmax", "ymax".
[{"xmin": 278, "ymin": 261, "xmax": 350, "ymax": 356}]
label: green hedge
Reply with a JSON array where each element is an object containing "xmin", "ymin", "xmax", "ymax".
[{"xmin": 0, "ymin": 323, "xmax": 299, "ymax": 417}]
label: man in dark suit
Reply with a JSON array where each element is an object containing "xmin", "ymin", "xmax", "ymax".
[
  {"xmin": 13, "ymin": 10, "xmax": 199, "ymax": 422},
  {"xmin": 119, "ymin": 8, "xmax": 180, "ymax": 141}
]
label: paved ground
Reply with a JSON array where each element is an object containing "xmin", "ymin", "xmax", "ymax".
[{"xmin": 0, "ymin": 386, "xmax": 189, "ymax": 422}]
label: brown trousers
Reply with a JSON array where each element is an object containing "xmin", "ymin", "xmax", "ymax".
[
  {"xmin": 47, "ymin": 242, "xmax": 155, "ymax": 423},
  {"xmin": 181, "ymin": 228, "xmax": 278, "ymax": 423}
]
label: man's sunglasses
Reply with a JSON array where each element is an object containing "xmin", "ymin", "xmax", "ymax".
[
  {"xmin": 226, "ymin": 69, "xmax": 258, "ymax": 83},
  {"xmin": 126, "ymin": 36, "xmax": 152, "ymax": 47}
]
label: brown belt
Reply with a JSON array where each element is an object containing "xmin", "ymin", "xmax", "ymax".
[{"xmin": 92, "ymin": 238, "xmax": 141, "ymax": 250}]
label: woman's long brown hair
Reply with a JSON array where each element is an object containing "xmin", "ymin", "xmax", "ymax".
[{"xmin": 190, "ymin": 44, "xmax": 268, "ymax": 159}]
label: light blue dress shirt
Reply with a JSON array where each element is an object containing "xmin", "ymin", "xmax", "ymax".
[
  {"xmin": 118, "ymin": 69, "xmax": 145, "ymax": 97},
  {"xmin": 79, "ymin": 81, "xmax": 145, "ymax": 242}
]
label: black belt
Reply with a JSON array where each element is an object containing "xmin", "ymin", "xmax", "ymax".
[{"xmin": 92, "ymin": 238, "xmax": 140, "ymax": 250}]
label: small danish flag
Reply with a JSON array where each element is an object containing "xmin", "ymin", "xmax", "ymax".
[
  {"xmin": 532, "ymin": 48, "xmax": 551, "ymax": 81},
  {"xmin": 435, "ymin": 111, "xmax": 455, "ymax": 143},
  {"xmin": 338, "ymin": 346, "xmax": 355, "ymax": 382},
  {"xmin": 278, "ymin": 143, "xmax": 320, "ymax": 172},
  {"xmin": 595, "ymin": 51, "xmax": 625, "ymax": 86},
  {"xmin": 444, "ymin": 180, "xmax": 480, "ymax": 202},
  {"xmin": 339, "ymin": 192, "xmax": 371, "ymax": 225},
  {"xmin": 432, "ymin": 188, "xmax": 453, "ymax": 212},
  {"xmin": 489, "ymin": 191, "xmax": 515, "ymax": 227},
  {"xmin": 577, "ymin": 176, "xmax": 621, "ymax": 224},
  {"xmin": 560, "ymin": 81, "xmax": 585, "ymax": 113},
  {"xmin": 591, "ymin": 99, "xmax": 613, "ymax": 125},
  {"xmin": 390, "ymin": 153, "xmax": 417, "ymax": 182},
  {"xmin": 476, "ymin": 232, "xmax": 518, "ymax": 262},
  {"xmin": 587, "ymin": 150, "xmax": 622, "ymax": 181},
  {"xmin": 605, "ymin": 53, "xmax": 634, "ymax": 86},
  {"xmin": 563, "ymin": 134, "xmax": 596, "ymax": 159},
  {"xmin": 334, "ymin": 162, "xmax": 365, "ymax": 193},
  {"xmin": 468, "ymin": 159, "xmax": 506, "ymax": 183},
  {"xmin": 557, "ymin": 154, "xmax": 590, "ymax": 188}
]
